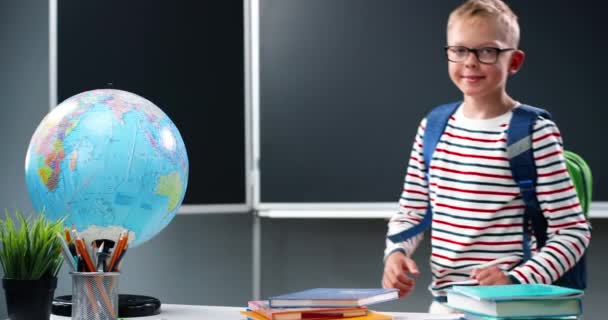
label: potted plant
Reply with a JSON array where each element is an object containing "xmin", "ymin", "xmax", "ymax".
[{"xmin": 0, "ymin": 209, "xmax": 65, "ymax": 320}]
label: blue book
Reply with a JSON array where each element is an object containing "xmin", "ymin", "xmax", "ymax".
[
  {"xmin": 446, "ymin": 284, "xmax": 583, "ymax": 318},
  {"xmin": 268, "ymin": 288, "xmax": 399, "ymax": 308}
]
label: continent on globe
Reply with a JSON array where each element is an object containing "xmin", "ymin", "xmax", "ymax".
[
  {"xmin": 156, "ymin": 172, "xmax": 184, "ymax": 215},
  {"xmin": 25, "ymin": 89, "xmax": 189, "ymax": 247}
]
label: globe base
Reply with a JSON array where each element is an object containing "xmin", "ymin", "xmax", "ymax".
[{"xmin": 52, "ymin": 294, "xmax": 161, "ymax": 317}]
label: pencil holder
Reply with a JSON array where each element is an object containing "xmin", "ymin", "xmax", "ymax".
[{"xmin": 70, "ymin": 272, "xmax": 119, "ymax": 320}]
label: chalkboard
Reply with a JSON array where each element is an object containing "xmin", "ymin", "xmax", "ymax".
[
  {"xmin": 57, "ymin": 0, "xmax": 246, "ymax": 205},
  {"xmin": 259, "ymin": 0, "xmax": 606, "ymax": 203}
]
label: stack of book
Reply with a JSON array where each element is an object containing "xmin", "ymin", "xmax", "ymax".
[
  {"xmin": 445, "ymin": 284, "xmax": 583, "ymax": 320},
  {"xmin": 242, "ymin": 288, "xmax": 399, "ymax": 320}
]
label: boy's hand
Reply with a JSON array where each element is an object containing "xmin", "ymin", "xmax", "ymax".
[
  {"xmin": 382, "ymin": 252, "xmax": 420, "ymax": 298},
  {"xmin": 470, "ymin": 266, "xmax": 512, "ymax": 285}
]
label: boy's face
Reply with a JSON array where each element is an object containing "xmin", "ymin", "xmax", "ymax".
[{"xmin": 446, "ymin": 16, "xmax": 524, "ymax": 99}]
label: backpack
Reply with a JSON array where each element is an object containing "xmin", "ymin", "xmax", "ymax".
[{"xmin": 420, "ymin": 102, "xmax": 591, "ymax": 289}]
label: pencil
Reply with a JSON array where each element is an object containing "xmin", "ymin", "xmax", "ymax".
[
  {"xmin": 64, "ymin": 228, "xmax": 72, "ymax": 243},
  {"xmin": 74, "ymin": 239, "xmax": 95, "ymax": 272},
  {"xmin": 108, "ymin": 231, "xmax": 128, "ymax": 272},
  {"xmin": 114, "ymin": 244, "xmax": 128, "ymax": 272},
  {"xmin": 56, "ymin": 232, "xmax": 77, "ymax": 271}
]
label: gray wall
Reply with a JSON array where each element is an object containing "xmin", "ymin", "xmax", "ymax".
[
  {"xmin": 0, "ymin": 1, "xmax": 606, "ymax": 319},
  {"xmin": 0, "ymin": 0, "xmax": 50, "ymax": 316},
  {"xmin": 0, "ymin": 0, "xmax": 254, "ymax": 315}
]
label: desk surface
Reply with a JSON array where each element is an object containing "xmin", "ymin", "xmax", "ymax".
[{"xmin": 50, "ymin": 304, "xmax": 462, "ymax": 320}]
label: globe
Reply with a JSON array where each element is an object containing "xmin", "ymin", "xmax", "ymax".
[{"xmin": 24, "ymin": 89, "xmax": 188, "ymax": 247}]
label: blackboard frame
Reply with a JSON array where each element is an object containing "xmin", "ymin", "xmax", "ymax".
[
  {"xmin": 50, "ymin": 0, "xmax": 252, "ymax": 214},
  {"xmin": 252, "ymin": 0, "xmax": 608, "ymax": 218}
]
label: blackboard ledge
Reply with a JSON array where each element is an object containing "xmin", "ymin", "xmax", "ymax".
[
  {"xmin": 179, "ymin": 204, "xmax": 251, "ymax": 215},
  {"xmin": 255, "ymin": 202, "xmax": 608, "ymax": 219},
  {"xmin": 256, "ymin": 202, "xmax": 396, "ymax": 219}
]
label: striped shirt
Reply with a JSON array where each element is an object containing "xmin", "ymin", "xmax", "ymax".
[{"xmin": 384, "ymin": 105, "xmax": 591, "ymax": 298}]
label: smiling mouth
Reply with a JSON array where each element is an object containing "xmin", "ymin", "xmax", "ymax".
[{"xmin": 462, "ymin": 75, "xmax": 485, "ymax": 82}]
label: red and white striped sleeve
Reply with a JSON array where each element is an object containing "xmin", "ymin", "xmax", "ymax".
[
  {"xmin": 507, "ymin": 118, "xmax": 591, "ymax": 284},
  {"xmin": 385, "ymin": 118, "xmax": 429, "ymax": 260}
]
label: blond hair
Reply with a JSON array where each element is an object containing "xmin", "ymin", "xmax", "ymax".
[{"xmin": 447, "ymin": 0, "xmax": 520, "ymax": 48}]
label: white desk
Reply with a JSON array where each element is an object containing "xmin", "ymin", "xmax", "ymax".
[{"xmin": 50, "ymin": 304, "xmax": 463, "ymax": 320}]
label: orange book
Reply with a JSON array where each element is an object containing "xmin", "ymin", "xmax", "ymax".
[{"xmin": 247, "ymin": 300, "xmax": 368, "ymax": 320}]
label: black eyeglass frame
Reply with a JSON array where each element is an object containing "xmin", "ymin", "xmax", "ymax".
[{"xmin": 444, "ymin": 46, "xmax": 515, "ymax": 64}]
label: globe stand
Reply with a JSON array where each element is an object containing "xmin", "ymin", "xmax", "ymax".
[{"xmin": 52, "ymin": 294, "xmax": 161, "ymax": 317}]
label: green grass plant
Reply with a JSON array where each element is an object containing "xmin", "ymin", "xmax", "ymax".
[{"xmin": 0, "ymin": 210, "xmax": 65, "ymax": 280}]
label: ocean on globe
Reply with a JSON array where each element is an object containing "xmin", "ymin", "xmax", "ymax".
[{"xmin": 24, "ymin": 89, "xmax": 188, "ymax": 247}]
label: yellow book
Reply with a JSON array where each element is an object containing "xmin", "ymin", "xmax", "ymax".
[{"xmin": 241, "ymin": 310, "xmax": 393, "ymax": 320}]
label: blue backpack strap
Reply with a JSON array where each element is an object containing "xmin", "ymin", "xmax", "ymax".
[
  {"xmin": 509, "ymin": 105, "xmax": 586, "ymax": 289},
  {"xmin": 422, "ymin": 102, "xmax": 461, "ymax": 169},
  {"xmin": 507, "ymin": 105, "xmax": 551, "ymax": 260},
  {"xmin": 387, "ymin": 102, "xmax": 460, "ymax": 243}
]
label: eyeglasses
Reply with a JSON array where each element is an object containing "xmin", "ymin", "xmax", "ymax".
[{"xmin": 444, "ymin": 46, "xmax": 515, "ymax": 64}]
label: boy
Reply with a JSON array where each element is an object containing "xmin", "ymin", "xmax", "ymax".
[{"xmin": 381, "ymin": 0, "xmax": 591, "ymax": 314}]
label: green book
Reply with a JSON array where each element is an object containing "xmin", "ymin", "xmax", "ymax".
[
  {"xmin": 451, "ymin": 284, "xmax": 582, "ymax": 301},
  {"xmin": 446, "ymin": 284, "xmax": 583, "ymax": 318},
  {"xmin": 462, "ymin": 312, "xmax": 578, "ymax": 320}
]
